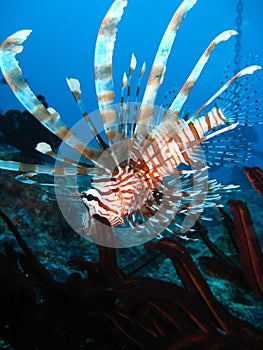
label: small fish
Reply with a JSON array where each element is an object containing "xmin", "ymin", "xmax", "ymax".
[{"xmin": 0, "ymin": 0, "xmax": 262, "ymax": 248}]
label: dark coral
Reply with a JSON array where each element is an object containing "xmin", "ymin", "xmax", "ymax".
[
  {"xmin": 0, "ymin": 96, "xmax": 60, "ymax": 156},
  {"xmin": 244, "ymin": 166, "xmax": 263, "ymax": 198},
  {"xmin": 197, "ymin": 167, "xmax": 263, "ymax": 302},
  {"xmin": 0, "ymin": 196, "xmax": 263, "ymax": 349}
]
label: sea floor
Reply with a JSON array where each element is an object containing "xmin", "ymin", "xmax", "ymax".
[{"xmin": 0, "ymin": 165, "xmax": 262, "ymax": 332}]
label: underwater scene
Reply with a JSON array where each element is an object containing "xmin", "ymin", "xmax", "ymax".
[{"xmin": 0, "ymin": 0, "xmax": 263, "ymax": 348}]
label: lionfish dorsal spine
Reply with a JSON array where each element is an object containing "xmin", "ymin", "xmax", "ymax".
[
  {"xmin": 66, "ymin": 77, "xmax": 108, "ymax": 150},
  {"xmin": 187, "ymin": 65, "xmax": 262, "ymax": 124},
  {"xmin": 0, "ymin": 30, "xmax": 102, "ymax": 165},
  {"xmin": 94, "ymin": 0, "xmax": 128, "ymax": 145},
  {"xmin": 120, "ymin": 60, "xmax": 147, "ymax": 137},
  {"xmin": 135, "ymin": 0, "xmax": 197, "ymax": 137},
  {"xmin": 136, "ymin": 62, "xmax": 147, "ymax": 101},
  {"xmin": 161, "ymin": 30, "xmax": 237, "ymax": 123},
  {"xmin": 131, "ymin": 61, "xmax": 147, "ymax": 133},
  {"xmin": 119, "ymin": 72, "xmax": 128, "ymax": 134},
  {"xmin": 124, "ymin": 53, "xmax": 137, "ymax": 135}
]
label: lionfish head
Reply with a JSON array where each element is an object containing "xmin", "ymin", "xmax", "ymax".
[
  {"xmin": 81, "ymin": 189, "xmax": 101, "ymax": 217},
  {"xmin": 81, "ymin": 188, "xmax": 125, "ymax": 227}
]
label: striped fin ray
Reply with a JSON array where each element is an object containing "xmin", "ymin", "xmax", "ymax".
[
  {"xmin": 122, "ymin": 54, "xmax": 137, "ymax": 137},
  {"xmin": 94, "ymin": 0, "xmax": 128, "ymax": 144},
  {"xmin": 120, "ymin": 72, "xmax": 128, "ymax": 131},
  {"xmin": 163, "ymin": 65, "xmax": 262, "ymax": 155},
  {"xmin": 216, "ymin": 61, "xmax": 263, "ymax": 126},
  {"xmin": 186, "ymin": 65, "xmax": 262, "ymax": 125},
  {"xmin": 126, "ymin": 169, "xmax": 210, "ymax": 235},
  {"xmin": 126, "ymin": 180, "xmax": 181, "ymax": 238},
  {"xmin": 0, "ymin": 30, "xmax": 102, "ymax": 165},
  {"xmin": 161, "ymin": 30, "xmax": 237, "ymax": 124},
  {"xmin": 111, "ymin": 57, "xmax": 146, "ymax": 167},
  {"xmin": 15, "ymin": 173, "xmax": 79, "ymax": 188},
  {"xmin": 120, "ymin": 61, "xmax": 147, "ymax": 138},
  {"xmin": 130, "ymin": 126, "xmax": 207, "ymax": 179},
  {"xmin": 175, "ymin": 105, "xmax": 229, "ymax": 146},
  {"xmin": 0, "ymin": 159, "xmax": 77, "ymax": 186},
  {"xmin": 0, "ymin": 158, "xmax": 100, "ymax": 188},
  {"xmin": 35, "ymin": 141, "xmax": 95, "ymax": 169},
  {"xmin": 66, "ymin": 78, "xmax": 108, "ymax": 150},
  {"xmin": 135, "ymin": 62, "xmax": 146, "ymax": 103},
  {"xmin": 0, "ymin": 159, "xmax": 90, "ymax": 176},
  {"xmin": 131, "ymin": 62, "xmax": 147, "ymax": 134},
  {"xmin": 132, "ymin": 106, "xmax": 229, "ymax": 174},
  {"xmin": 166, "ymin": 176, "xmax": 239, "ymax": 233},
  {"xmin": 126, "ymin": 54, "xmax": 137, "ymax": 114},
  {"xmin": 195, "ymin": 122, "xmax": 239, "ymax": 145},
  {"xmin": 135, "ymin": 0, "xmax": 197, "ymax": 137}
]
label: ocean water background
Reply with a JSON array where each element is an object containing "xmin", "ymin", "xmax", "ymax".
[
  {"xmin": 0, "ymin": 0, "xmax": 262, "ymax": 175},
  {"xmin": 0, "ymin": 2, "xmax": 263, "ymax": 337}
]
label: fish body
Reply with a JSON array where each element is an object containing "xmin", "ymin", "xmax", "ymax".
[{"xmin": 0, "ymin": 0, "xmax": 262, "ymax": 247}]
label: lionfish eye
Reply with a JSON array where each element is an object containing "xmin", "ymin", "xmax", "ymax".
[
  {"xmin": 86, "ymin": 194, "xmax": 95, "ymax": 201},
  {"xmin": 81, "ymin": 192, "xmax": 95, "ymax": 201}
]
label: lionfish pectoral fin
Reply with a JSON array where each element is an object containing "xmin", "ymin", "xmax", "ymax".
[
  {"xmin": 0, "ymin": 30, "xmax": 102, "ymax": 166},
  {"xmin": 80, "ymin": 214, "xmax": 116, "ymax": 247},
  {"xmin": 177, "ymin": 176, "xmax": 240, "ymax": 234}
]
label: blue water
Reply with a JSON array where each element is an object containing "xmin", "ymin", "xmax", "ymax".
[
  {"xmin": 0, "ymin": 2, "xmax": 263, "ymax": 337},
  {"xmin": 0, "ymin": 0, "xmax": 263, "ymax": 171}
]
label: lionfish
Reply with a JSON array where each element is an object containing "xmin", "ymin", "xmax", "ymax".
[{"xmin": 0, "ymin": 0, "xmax": 262, "ymax": 248}]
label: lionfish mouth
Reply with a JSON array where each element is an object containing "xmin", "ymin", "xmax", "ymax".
[{"xmin": 0, "ymin": 0, "xmax": 261, "ymax": 247}]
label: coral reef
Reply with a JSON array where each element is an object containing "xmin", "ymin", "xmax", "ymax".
[{"xmin": 0, "ymin": 171, "xmax": 263, "ymax": 349}]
